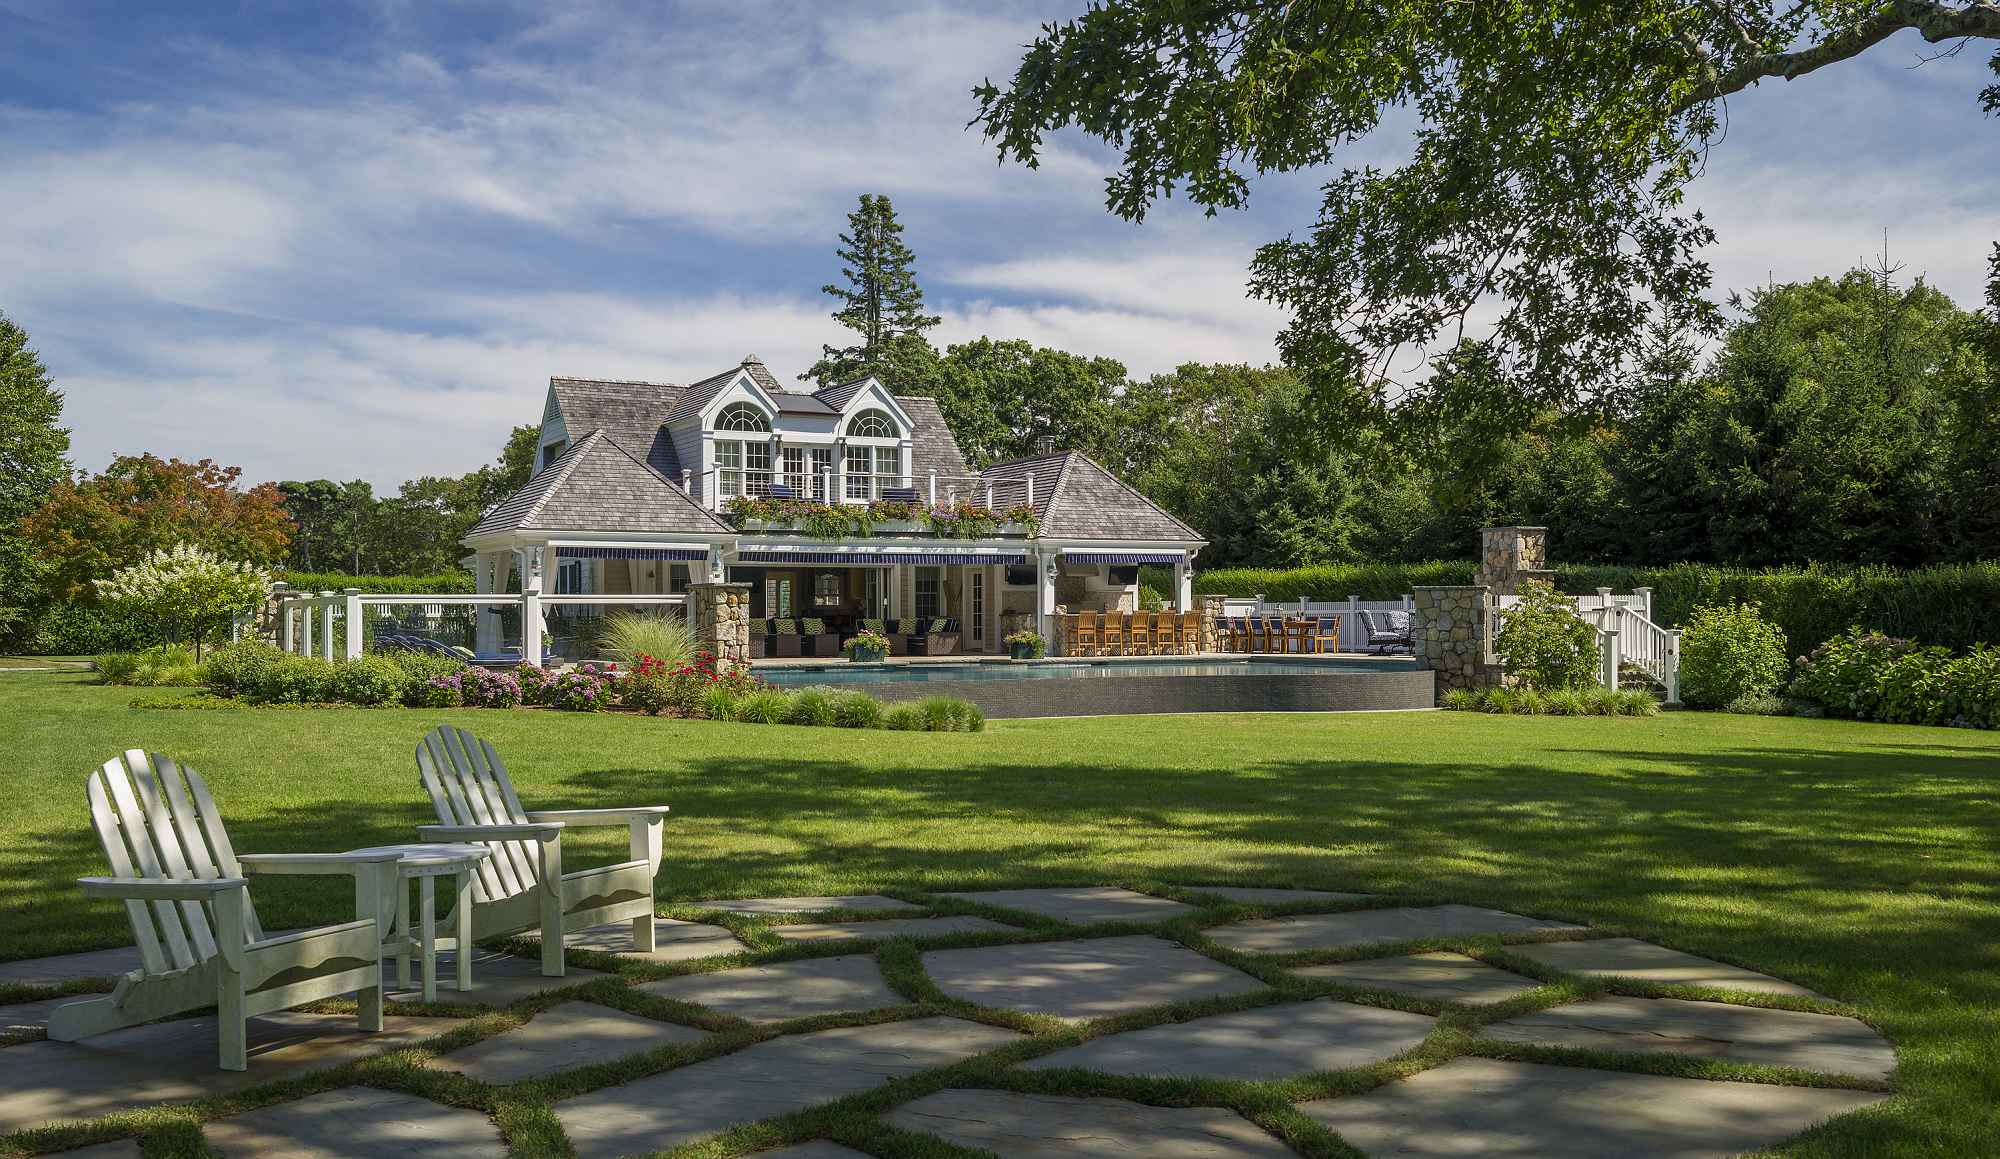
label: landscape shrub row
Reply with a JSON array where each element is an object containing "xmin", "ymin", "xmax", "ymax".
[
  {"xmin": 276, "ymin": 571, "xmax": 476, "ymax": 594},
  {"xmin": 1441, "ymin": 687, "xmax": 1659, "ymax": 717},
  {"xmin": 1788, "ymin": 629, "xmax": 2000, "ymax": 729},
  {"xmin": 1196, "ymin": 560, "xmax": 2000, "ymax": 652},
  {"xmin": 106, "ymin": 640, "xmax": 983, "ymax": 732}
]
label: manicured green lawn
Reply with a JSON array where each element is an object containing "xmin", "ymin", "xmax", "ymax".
[{"xmin": 3, "ymin": 669, "xmax": 1998, "ymax": 1155}]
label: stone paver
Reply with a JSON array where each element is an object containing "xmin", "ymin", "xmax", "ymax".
[
  {"xmin": 1300, "ymin": 1057, "xmax": 1887, "ymax": 1157},
  {"xmin": 1509, "ymin": 937, "xmax": 1821, "ymax": 997},
  {"xmin": 1024, "ymin": 998, "xmax": 1434, "ymax": 1079},
  {"xmin": 1292, "ymin": 952, "xmax": 1543, "ymax": 1006},
  {"xmin": 887, "ymin": 1088, "xmax": 1295, "ymax": 1157},
  {"xmin": 531, "ymin": 917, "xmax": 750, "ymax": 962},
  {"xmin": 1207, "ymin": 904, "xmax": 1583, "ymax": 955},
  {"xmin": 0, "ymin": 1012, "xmax": 455, "ymax": 1133},
  {"xmin": 388, "ymin": 947, "xmax": 610, "ymax": 1005},
  {"xmin": 1, "ymin": 998, "xmax": 63, "ymax": 1042},
  {"xmin": 769, "ymin": 915, "xmax": 1016, "ymax": 943},
  {"xmin": 1484, "ymin": 996, "xmax": 1895, "ymax": 1079},
  {"xmin": 0, "ymin": 946, "xmax": 143, "ymax": 989},
  {"xmin": 1191, "ymin": 886, "xmax": 1373, "ymax": 906},
  {"xmin": 697, "ymin": 895, "xmax": 920, "ymax": 915},
  {"xmin": 436, "ymin": 1001, "xmax": 703, "ymax": 1084},
  {"xmin": 204, "ymin": 1085, "xmax": 502, "ymax": 1156},
  {"xmin": 48, "ymin": 1143, "xmax": 137, "ymax": 1158},
  {"xmin": 943, "ymin": 886, "xmax": 1197, "ymax": 924},
  {"xmin": 640, "ymin": 955, "xmax": 903, "ymax": 1023},
  {"xmin": 925, "ymin": 935, "xmax": 1267, "ymax": 1021},
  {"xmin": 556, "ymin": 1016, "xmax": 1022, "ymax": 1158}
]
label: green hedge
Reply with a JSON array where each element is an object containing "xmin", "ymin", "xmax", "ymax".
[
  {"xmin": 277, "ymin": 571, "xmax": 475, "ymax": 594},
  {"xmin": 1194, "ymin": 560, "xmax": 2000, "ymax": 653},
  {"xmin": 21, "ymin": 603, "xmax": 161, "ymax": 655}
]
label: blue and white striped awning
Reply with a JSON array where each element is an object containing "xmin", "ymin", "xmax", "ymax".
[
  {"xmin": 1066, "ymin": 552, "xmax": 1183, "ymax": 565},
  {"xmin": 553, "ymin": 546, "xmax": 710, "ymax": 561},
  {"xmin": 738, "ymin": 549, "xmax": 1029, "ymax": 567}
]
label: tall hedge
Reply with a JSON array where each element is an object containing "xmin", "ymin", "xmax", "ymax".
[
  {"xmin": 1194, "ymin": 560, "xmax": 2000, "ymax": 653},
  {"xmin": 277, "ymin": 571, "xmax": 475, "ymax": 595}
]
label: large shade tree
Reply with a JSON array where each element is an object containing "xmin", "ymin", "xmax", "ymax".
[{"xmin": 974, "ymin": 1, "xmax": 2000, "ymax": 442}]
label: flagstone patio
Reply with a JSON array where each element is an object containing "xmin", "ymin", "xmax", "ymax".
[{"xmin": 0, "ymin": 883, "xmax": 1894, "ymax": 1157}]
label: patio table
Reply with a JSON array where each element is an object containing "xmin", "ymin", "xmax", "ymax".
[{"xmin": 343, "ymin": 843, "xmax": 492, "ymax": 1002}]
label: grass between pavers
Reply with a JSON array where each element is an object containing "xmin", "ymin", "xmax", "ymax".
[
  {"xmin": 3, "ymin": 895, "xmax": 1907, "ymax": 1158},
  {"xmin": 0, "ymin": 669, "xmax": 1995, "ymax": 1154}
]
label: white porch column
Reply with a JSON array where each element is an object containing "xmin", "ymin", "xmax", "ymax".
[
  {"xmin": 317, "ymin": 591, "xmax": 336, "ymax": 661},
  {"xmin": 474, "ymin": 552, "xmax": 502, "ymax": 656},
  {"xmin": 344, "ymin": 588, "xmax": 364, "ymax": 659},
  {"xmin": 1174, "ymin": 557, "xmax": 1192, "ymax": 612},
  {"xmin": 1035, "ymin": 550, "xmax": 1056, "ymax": 644}
]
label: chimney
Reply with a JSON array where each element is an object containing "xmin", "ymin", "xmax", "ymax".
[
  {"xmin": 742, "ymin": 354, "xmax": 763, "ymax": 367},
  {"xmin": 1035, "ymin": 434, "xmax": 1055, "ymax": 456}
]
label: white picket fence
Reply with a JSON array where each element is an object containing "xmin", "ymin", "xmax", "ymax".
[{"xmin": 1229, "ymin": 585, "xmax": 1680, "ymax": 702}]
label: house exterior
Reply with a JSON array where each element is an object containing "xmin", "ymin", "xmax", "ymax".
[{"xmin": 462, "ymin": 355, "xmax": 1205, "ymax": 660}]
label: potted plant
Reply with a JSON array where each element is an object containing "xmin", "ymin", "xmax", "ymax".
[
  {"xmin": 1005, "ymin": 629, "xmax": 1046, "ymax": 661},
  {"xmin": 844, "ymin": 628, "xmax": 892, "ymax": 663}
]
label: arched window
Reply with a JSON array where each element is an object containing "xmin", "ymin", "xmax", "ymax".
[
  {"xmin": 715, "ymin": 403, "xmax": 769, "ymax": 432},
  {"xmin": 847, "ymin": 409, "xmax": 896, "ymax": 438}
]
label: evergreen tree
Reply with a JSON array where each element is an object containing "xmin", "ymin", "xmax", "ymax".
[
  {"xmin": 806, "ymin": 195, "xmax": 940, "ymax": 389},
  {"xmin": 0, "ymin": 311, "xmax": 72, "ymax": 636}
]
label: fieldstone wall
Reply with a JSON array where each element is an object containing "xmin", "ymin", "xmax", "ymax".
[
  {"xmin": 689, "ymin": 582, "xmax": 752, "ymax": 666},
  {"xmin": 1200, "ymin": 594, "xmax": 1226, "ymax": 653},
  {"xmin": 1412, "ymin": 584, "xmax": 1502, "ymax": 701},
  {"xmin": 1474, "ymin": 526, "xmax": 1556, "ymax": 596}
]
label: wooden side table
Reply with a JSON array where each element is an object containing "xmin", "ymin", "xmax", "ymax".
[{"xmin": 344, "ymin": 843, "xmax": 492, "ymax": 1002}]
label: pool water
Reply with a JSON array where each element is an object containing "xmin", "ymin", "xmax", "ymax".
[{"xmin": 761, "ymin": 657, "xmax": 1408, "ymax": 686}]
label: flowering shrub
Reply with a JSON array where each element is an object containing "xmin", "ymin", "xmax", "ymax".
[
  {"xmin": 720, "ymin": 495, "xmax": 1032, "ymax": 539},
  {"xmin": 1789, "ymin": 628, "xmax": 2000, "ymax": 728},
  {"xmin": 93, "ymin": 543, "xmax": 268, "ymax": 653},
  {"xmin": 514, "ymin": 662, "xmax": 554, "ymax": 705},
  {"xmin": 410, "ymin": 673, "xmax": 464, "ymax": 708},
  {"xmin": 623, "ymin": 651, "xmax": 762, "ymax": 717},
  {"xmin": 549, "ymin": 669, "xmax": 611, "ymax": 712},
  {"xmin": 461, "ymin": 667, "xmax": 523, "ymax": 708}
]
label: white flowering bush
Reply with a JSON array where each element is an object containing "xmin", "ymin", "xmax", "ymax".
[{"xmin": 93, "ymin": 544, "xmax": 268, "ymax": 655}]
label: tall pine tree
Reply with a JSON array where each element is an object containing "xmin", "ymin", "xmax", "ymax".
[
  {"xmin": 806, "ymin": 194, "xmax": 940, "ymax": 390},
  {"xmin": 0, "ymin": 310, "xmax": 72, "ymax": 636}
]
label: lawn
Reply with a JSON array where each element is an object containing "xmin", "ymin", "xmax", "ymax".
[{"xmin": 3, "ymin": 668, "xmax": 1998, "ymax": 1155}]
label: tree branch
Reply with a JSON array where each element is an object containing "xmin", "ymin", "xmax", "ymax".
[{"xmin": 1690, "ymin": 1, "xmax": 2000, "ymax": 105}]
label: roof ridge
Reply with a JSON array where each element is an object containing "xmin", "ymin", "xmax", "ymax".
[
  {"xmin": 551, "ymin": 375, "xmax": 683, "ymax": 389},
  {"xmin": 517, "ymin": 429, "xmax": 601, "ymax": 530}
]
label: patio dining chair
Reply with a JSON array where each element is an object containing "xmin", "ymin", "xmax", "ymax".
[
  {"xmin": 1072, "ymin": 611, "xmax": 1101, "ymax": 656},
  {"xmin": 1127, "ymin": 612, "xmax": 1153, "ymax": 656},
  {"xmin": 1258, "ymin": 616, "xmax": 1286, "ymax": 653},
  {"xmin": 50, "ymin": 751, "xmax": 395, "ymax": 1071},
  {"xmin": 1153, "ymin": 611, "xmax": 1178, "ymax": 656},
  {"xmin": 1100, "ymin": 612, "xmax": 1128, "ymax": 656},
  {"xmin": 1179, "ymin": 610, "xmax": 1203, "ymax": 654},
  {"xmin": 1310, "ymin": 615, "xmax": 1343, "ymax": 654}
]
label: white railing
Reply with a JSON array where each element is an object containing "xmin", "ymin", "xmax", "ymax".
[
  {"xmin": 1596, "ymin": 601, "xmax": 1681, "ymax": 704},
  {"xmin": 680, "ymin": 467, "xmax": 1036, "ymax": 512}
]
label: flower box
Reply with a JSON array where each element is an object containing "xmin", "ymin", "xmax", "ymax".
[
  {"xmin": 848, "ymin": 644, "xmax": 887, "ymax": 663},
  {"xmin": 870, "ymin": 519, "xmax": 923, "ymax": 533}
]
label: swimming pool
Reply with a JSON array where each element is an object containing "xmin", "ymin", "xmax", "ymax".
[{"xmin": 759, "ymin": 657, "xmax": 1435, "ymax": 717}]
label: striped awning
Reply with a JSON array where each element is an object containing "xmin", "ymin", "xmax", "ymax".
[
  {"xmin": 553, "ymin": 546, "xmax": 710, "ymax": 561},
  {"xmin": 1062, "ymin": 549, "xmax": 1186, "ymax": 565},
  {"xmin": 738, "ymin": 549, "xmax": 1029, "ymax": 567}
]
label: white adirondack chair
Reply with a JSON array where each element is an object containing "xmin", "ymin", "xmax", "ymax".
[
  {"xmin": 47, "ymin": 751, "xmax": 398, "ymax": 1071},
  {"xmin": 414, "ymin": 726, "xmax": 667, "ymax": 977}
]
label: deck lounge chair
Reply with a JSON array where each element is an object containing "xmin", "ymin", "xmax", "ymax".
[
  {"xmin": 415, "ymin": 726, "xmax": 667, "ymax": 976},
  {"xmin": 49, "ymin": 751, "xmax": 395, "ymax": 1071},
  {"xmin": 1359, "ymin": 610, "xmax": 1414, "ymax": 653}
]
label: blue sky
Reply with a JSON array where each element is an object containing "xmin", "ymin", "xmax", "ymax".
[{"xmin": 3, "ymin": 1, "xmax": 1997, "ymax": 489}]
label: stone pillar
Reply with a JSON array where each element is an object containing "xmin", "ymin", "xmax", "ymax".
[
  {"xmin": 1199, "ymin": 594, "xmax": 1226, "ymax": 654},
  {"xmin": 1473, "ymin": 526, "xmax": 1555, "ymax": 596},
  {"xmin": 1412, "ymin": 585, "xmax": 1502, "ymax": 703},
  {"xmin": 690, "ymin": 581, "xmax": 752, "ymax": 665}
]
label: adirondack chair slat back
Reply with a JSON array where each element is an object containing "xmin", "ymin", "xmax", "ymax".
[
  {"xmin": 86, "ymin": 750, "xmax": 265, "ymax": 978},
  {"xmin": 417, "ymin": 726, "xmax": 539, "ymax": 903}
]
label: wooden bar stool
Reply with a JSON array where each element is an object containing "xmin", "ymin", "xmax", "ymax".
[
  {"xmin": 1072, "ymin": 610, "xmax": 1101, "ymax": 657},
  {"xmin": 1101, "ymin": 612, "xmax": 1127, "ymax": 656},
  {"xmin": 1128, "ymin": 612, "xmax": 1153, "ymax": 656}
]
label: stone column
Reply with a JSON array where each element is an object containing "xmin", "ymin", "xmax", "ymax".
[
  {"xmin": 1199, "ymin": 594, "xmax": 1226, "ymax": 654},
  {"xmin": 1473, "ymin": 526, "xmax": 1556, "ymax": 596},
  {"xmin": 690, "ymin": 581, "xmax": 752, "ymax": 666},
  {"xmin": 1412, "ymin": 585, "xmax": 1501, "ymax": 703}
]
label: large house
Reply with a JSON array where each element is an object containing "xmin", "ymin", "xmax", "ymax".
[{"xmin": 463, "ymin": 356, "xmax": 1205, "ymax": 658}]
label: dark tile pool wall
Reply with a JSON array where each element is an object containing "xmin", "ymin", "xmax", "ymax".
[{"xmin": 861, "ymin": 669, "xmax": 1437, "ymax": 719}]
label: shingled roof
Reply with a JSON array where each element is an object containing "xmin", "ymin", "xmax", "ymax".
[
  {"xmin": 981, "ymin": 450, "xmax": 1201, "ymax": 542},
  {"xmin": 468, "ymin": 430, "xmax": 729, "ymax": 537},
  {"xmin": 548, "ymin": 377, "xmax": 685, "ymax": 476}
]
